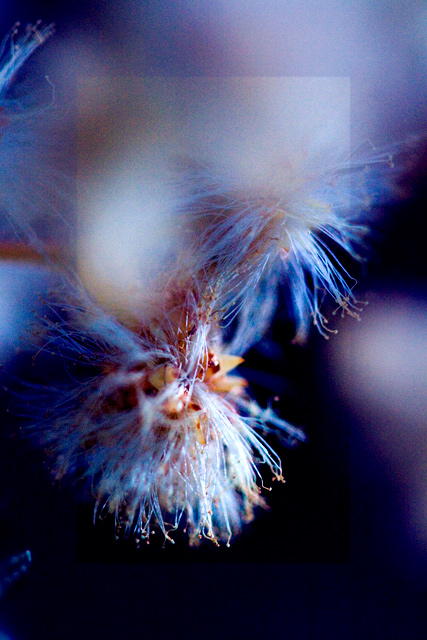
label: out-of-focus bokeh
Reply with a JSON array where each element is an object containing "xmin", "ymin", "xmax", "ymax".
[
  {"xmin": 0, "ymin": 2, "xmax": 426, "ymax": 640},
  {"xmin": 331, "ymin": 293, "xmax": 427, "ymax": 545},
  {"xmin": 76, "ymin": 75, "xmax": 349, "ymax": 314}
]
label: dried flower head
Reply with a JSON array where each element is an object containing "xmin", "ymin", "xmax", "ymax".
[
  {"xmin": 27, "ymin": 277, "xmax": 302, "ymax": 546},
  {"xmin": 0, "ymin": 22, "xmax": 65, "ymax": 250},
  {"xmin": 178, "ymin": 147, "xmax": 395, "ymax": 346},
  {"xmin": 0, "ymin": 22, "xmax": 54, "ymax": 95}
]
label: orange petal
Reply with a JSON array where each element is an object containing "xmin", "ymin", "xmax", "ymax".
[{"xmin": 217, "ymin": 354, "xmax": 244, "ymax": 375}]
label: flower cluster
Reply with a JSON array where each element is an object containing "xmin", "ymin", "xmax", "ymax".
[{"xmin": 0, "ymin": 25, "xmax": 396, "ymax": 546}]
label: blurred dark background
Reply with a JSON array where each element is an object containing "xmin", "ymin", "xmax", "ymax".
[{"xmin": 1, "ymin": 1, "xmax": 427, "ymax": 639}]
